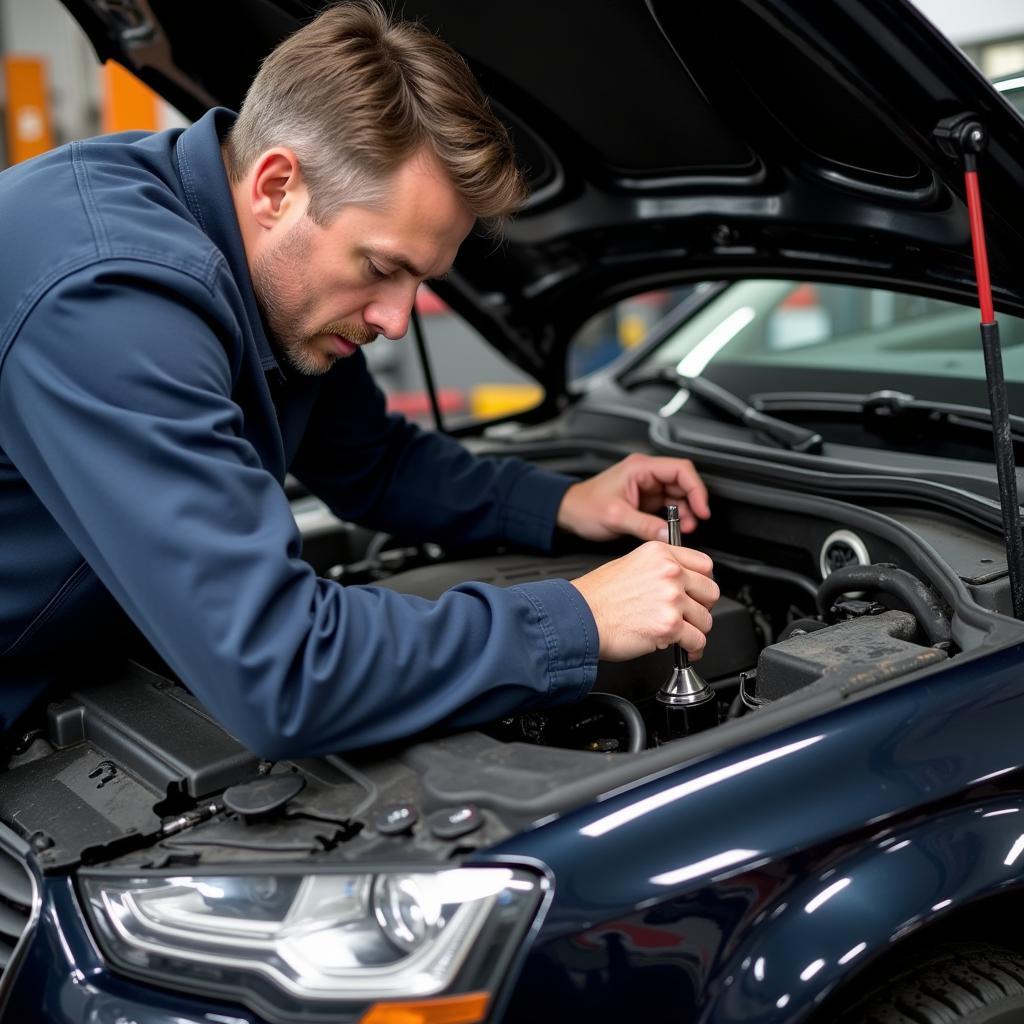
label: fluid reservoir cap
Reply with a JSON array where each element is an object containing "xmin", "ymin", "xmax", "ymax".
[
  {"xmin": 428, "ymin": 805, "xmax": 482, "ymax": 840},
  {"xmin": 223, "ymin": 773, "xmax": 305, "ymax": 817},
  {"xmin": 820, "ymin": 529, "xmax": 870, "ymax": 579},
  {"xmin": 375, "ymin": 804, "xmax": 419, "ymax": 836}
]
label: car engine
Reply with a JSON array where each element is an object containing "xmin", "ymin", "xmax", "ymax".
[{"xmin": 0, "ymin": 468, "xmax": 1008, "ymax": 872}]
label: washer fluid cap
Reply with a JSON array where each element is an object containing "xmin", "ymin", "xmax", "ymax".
[
  {"xmin": 223, "ymin": 773, "xmax": 306, "ymax": 817},
  {"xmin": 820, "ymin": 529, "xmax": 870, "ymax": 579}
]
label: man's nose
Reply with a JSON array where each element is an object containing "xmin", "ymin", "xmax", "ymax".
[{"xmin": 364, "ymin": 288, "xmax": 416, "ymax": 341}]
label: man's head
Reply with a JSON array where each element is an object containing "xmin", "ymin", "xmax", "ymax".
[{"xmin": 224, "ymin": 1, "xmax": 526, "ymax": 375}]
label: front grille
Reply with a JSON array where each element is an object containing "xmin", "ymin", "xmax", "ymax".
[{"xmin": 0, "ymin": 848, "xmax": 32, "ymax": 977}]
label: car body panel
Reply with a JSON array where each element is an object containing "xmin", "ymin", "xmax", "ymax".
[
  {"xmin": 715, "ymin": 799, "xmax": 1024, "ymax": 1022},
  {"xmin": 484, "ymin": 643, "xmax": 1024, "ymax": 1021}
]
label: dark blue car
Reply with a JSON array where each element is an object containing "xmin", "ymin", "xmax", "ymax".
[{"xmin": 3, "ymin": 1, "xmax": 1024, "ymax": 1022}]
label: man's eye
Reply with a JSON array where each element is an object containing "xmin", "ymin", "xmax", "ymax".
[{"xmin": 367, "ymin": 261, "xmax": 388, "ymax": 280}]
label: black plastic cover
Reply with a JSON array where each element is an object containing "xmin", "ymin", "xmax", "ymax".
[
  {"xmin": 0, "ymin": 662, "xmax": 262, "ymax": 870},
  {"xmin": 755, "ymin": 610, "xmax": 946, "ymax": 701},
  {"xmin": 47, "ymin": 661, "xmax": 258, "ymax": 798}
]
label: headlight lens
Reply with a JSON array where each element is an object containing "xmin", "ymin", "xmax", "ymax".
[{"xmin": 80, "ymin": 867, "xmax": 542, "ymax": 1022}]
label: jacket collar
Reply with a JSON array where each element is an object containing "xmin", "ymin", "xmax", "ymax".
[{"xmin": 175, "ymin": 108, "xmax": 281, "ymax": 375}]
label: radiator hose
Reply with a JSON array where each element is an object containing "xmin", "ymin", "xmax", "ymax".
[{"xmin": 815, "ymin": 563, "xmax": 951, "ymax": 648}]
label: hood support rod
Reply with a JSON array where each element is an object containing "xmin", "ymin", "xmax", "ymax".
[
  {"xmin": 410, "ymin": 307, "xmax": 445, "ymax": 434},
  {"xmin": 935, "ymin": 114, "xmax": 1024, "ymax": 619}
]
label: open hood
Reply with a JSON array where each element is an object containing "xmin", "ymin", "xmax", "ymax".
[{"xmin": 59, "ymin": 0, "xmax": 1024, "ymax": 394}]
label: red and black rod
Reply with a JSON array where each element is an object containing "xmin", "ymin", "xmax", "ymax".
[
  {"xmin": 956, "ymin": 128, "xmax": 1024, "ymax": 619},
  {"xmin": 964, "ymin": 164, "xmax": 995, "ymax": 323}
]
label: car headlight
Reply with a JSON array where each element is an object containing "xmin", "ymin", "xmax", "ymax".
[{"xmin": 80, "ymin": 867, "xmax": 543, "ymax": 1023}]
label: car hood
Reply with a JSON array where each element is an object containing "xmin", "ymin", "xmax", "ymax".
[{"xmin": 60, "ymin": 0, "xmax": 1024, "ymax": 394}]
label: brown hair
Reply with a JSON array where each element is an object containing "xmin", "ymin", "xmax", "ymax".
[{"xmin": 225, "ymin": 1, "xmax": 527, "ymax": 230}]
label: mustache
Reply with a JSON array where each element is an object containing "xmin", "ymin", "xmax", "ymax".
[{"xmin": 316, "ymin": 322, "xmax": 378, "ymax": 345}]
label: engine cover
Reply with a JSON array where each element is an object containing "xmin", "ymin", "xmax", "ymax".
[
  {"xmin": 754, "ymin": 610, "xmax": 947, "ymax": 701},
  {"xmin": 378, "ymin": 552, "xmax": 760, "ymax": 698}
]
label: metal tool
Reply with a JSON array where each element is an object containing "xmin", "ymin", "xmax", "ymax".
[{"xmin": 655, "ymin": 505, "xmax": 718, "ymax": 741}]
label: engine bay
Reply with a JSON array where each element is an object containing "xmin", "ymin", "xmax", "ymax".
[{"xmin": 0, "ymin": 473, "xmax": 1016, "ymax": 873}]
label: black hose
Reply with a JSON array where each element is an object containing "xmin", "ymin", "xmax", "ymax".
[
  {"xmin": 815, "ymin": 563, "xmax": 951, "ymax": 647},
  {"xmin": 587, "ymin": 692, "xmax": 647, "ymax": 753}
]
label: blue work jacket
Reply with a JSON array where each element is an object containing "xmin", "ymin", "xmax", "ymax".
[{"xmin": 0, "ymin": 109, "xmax": 599, "ymax": 757}]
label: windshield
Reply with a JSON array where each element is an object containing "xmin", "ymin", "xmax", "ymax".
[
  {"xmin": 995, "ymin": 76, "xmax": 1024, "ymax": 117},
  {"xmin": 623, "ymin": 280, "xmax": 1024, "ymax": 408}
]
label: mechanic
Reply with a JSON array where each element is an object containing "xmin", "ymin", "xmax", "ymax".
[{"xmin": 0, "ymin": 2, "xmax": 719, "ymax": 757}]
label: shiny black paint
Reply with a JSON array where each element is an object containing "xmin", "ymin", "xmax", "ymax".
[{"xmin": 488, "ymin": 643, "xmax": 1024, "ymax": 1022}]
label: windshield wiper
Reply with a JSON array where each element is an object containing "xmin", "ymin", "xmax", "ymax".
[
  {"xmin": 654, "ymin": 370, "xmax": 824, "ymax": 454},
  {"xmin": 751, "ymin": 389, "xmax": 1024, "ymax": 444}
]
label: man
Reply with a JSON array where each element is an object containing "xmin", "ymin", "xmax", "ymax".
[{"xmin": 0, "ymin": 2, "xmax": 718, "ymax": 757}]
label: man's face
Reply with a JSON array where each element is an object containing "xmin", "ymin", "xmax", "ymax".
[{"xmin": 251, "ymin": 149, "xmax": 475, "ymax": 376}]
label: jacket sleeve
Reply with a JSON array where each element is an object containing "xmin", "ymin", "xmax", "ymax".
[
  {"xmin": 290, "ymin": 353, "xmax": 576, "ymax": 552},
  {"xmin": 0, "ymin": 262, "xmax": 599, "ymax": 758}
]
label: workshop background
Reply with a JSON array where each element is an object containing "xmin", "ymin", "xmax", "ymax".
[{"xmin": 2, "ymin": 0, "xmax": 1023, "ymax": 425}]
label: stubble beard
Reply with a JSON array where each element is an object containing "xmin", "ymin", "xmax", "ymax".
[{"xmin": 251, "ymin": 217, "xmax": 376, "ymax": 376}]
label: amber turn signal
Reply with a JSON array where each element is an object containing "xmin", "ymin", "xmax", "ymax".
[{"xmin": 360, "ymin": 992, "xmax": 490, "ymax": 1024}]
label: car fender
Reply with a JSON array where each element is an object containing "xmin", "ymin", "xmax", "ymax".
[{"xmin": 709, "ymin": 796, "xmax": 1024, "ymax": 1023}]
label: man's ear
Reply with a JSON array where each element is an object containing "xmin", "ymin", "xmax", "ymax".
[{"xmin": 249, "ymin": 148, "xmax": 307, "ymax": 230}]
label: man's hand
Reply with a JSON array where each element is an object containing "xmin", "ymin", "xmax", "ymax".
[
  {"xmin": 571, "ymin": 542, "xmax": 719, "ymax": 661},
  {"xmin": 557, "ymin": 453, "xmax": 710, "ymax": 543}
]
